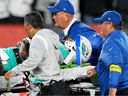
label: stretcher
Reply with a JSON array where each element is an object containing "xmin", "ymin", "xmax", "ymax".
[
  {"xmin": 0, "ymin": 36, "xmax": 99, "ymax": 95},
  {"xmin": 0, "ymin": 63, "xmax": 98, "ymax": 94}
]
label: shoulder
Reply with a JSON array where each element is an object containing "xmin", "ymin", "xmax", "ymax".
[
  {"xmin": 73, "ymin": 21, "xmax": 91, "ymax": 28},
  {"xmin": 71, "ymin": 21, "xmax": 95, "ymax": 32},
  {"xmin": 38, "ymin": 29, "xmax": 59, "ymax": 37}
]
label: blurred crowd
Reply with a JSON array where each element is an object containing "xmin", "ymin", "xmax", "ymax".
[
  {"xmin": 0, "ymin": 0, "xmax": 56, "ymax": 25},
  {"xmin": 80, "ymin": 0, "xmax": 128, "ymax": 24},
  {"xmin": 0, "ymin": 0, "xmax": 128, "ymax": 25}
]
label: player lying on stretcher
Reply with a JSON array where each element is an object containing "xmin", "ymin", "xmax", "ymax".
[
  {"xmin": 0, "ymin": 37, "xmax": 97, "ymax": 91},
  {"xmin": 0, "ymin": 38, "xmax": 30, "ymax": 91}
]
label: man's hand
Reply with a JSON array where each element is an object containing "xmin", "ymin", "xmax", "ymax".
[
  {"xmin": 87, "ymin": 69, "xmax": 97, "ymax": 77},
  {"xmin": 109, "ymin": 88, "xmax": 117, "ymax": 96},
  {"xmin": 4, "ymin": 71, "xmax": 13, "ymax": 80}
]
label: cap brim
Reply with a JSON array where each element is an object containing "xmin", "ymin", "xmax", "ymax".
[
  {"xmin": 47, "ymin": 6, "xmax": 60, "ymax": 13},
  {"xmin": 94, "ymin": 18, "xmax": 103, "ymax": 23}
]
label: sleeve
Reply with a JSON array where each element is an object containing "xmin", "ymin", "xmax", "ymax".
[
  {"xmin": 102, "ymin": 41, "xmax": 123, "ymax": 88},
  {"xmin": 12, "ymin": 36, "xmax": 46, "ymax": 76},
  {"xmin": 109, "ymin": 64, "xmax": 122, "ymax": 88}
]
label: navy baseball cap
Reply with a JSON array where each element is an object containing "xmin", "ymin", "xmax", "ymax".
[
  {"xmin": 48, "ymin": 0, "xmax": 74, "ymax": 15},
  {"xmin": 94, "ymin": 11, "xmax": 122, "ymax": 25}
]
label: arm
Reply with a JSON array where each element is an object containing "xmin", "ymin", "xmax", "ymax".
[
  {"xmin": 5, "ymin": 36, "xmax": 46, "ymax": 80},
  {"xmin": 103, "ymin": 41, "xmax": 123, "ymax": 95},
  {"xmin": 87, "ymin": 68, "xmax": 97, "ymax": 77},
  {"xmin": 109, "ymin": 88, "xmax": 117, "ymax": 96}
]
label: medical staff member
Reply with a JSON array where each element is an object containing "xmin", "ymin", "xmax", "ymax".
[
  {"xmin": 4, "ymin": 11, "xmax": 71, "ymax": 96},
  {"xmin": 87, "ymin": 11, "xmax": 128, "ymax": 96},
  {"xmin": 48, "ymin": 0, "xmax": 104, "ymax": 66}
]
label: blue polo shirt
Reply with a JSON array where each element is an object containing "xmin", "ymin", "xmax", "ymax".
[{"xmin": 97, "ymin": 30, "xmax": 128, "ymax": 95}]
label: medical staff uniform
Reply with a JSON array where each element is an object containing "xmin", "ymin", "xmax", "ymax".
[{"xmin": 97, "ymin": 30, "xmax": 128, "ymax": 95}]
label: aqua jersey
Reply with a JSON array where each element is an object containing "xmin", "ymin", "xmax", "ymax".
[{"xmin": 3, "ymin": 48, "xmax": 23, "ymax": 71}]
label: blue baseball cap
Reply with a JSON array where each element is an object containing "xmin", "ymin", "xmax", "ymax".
[
  {"xmin": 94, "ymin": 11, "xmax": 122, "ymax": 25},
  {"xmin": 48, "ymin": 0, "xmax": 74, "ymax": 15}
]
